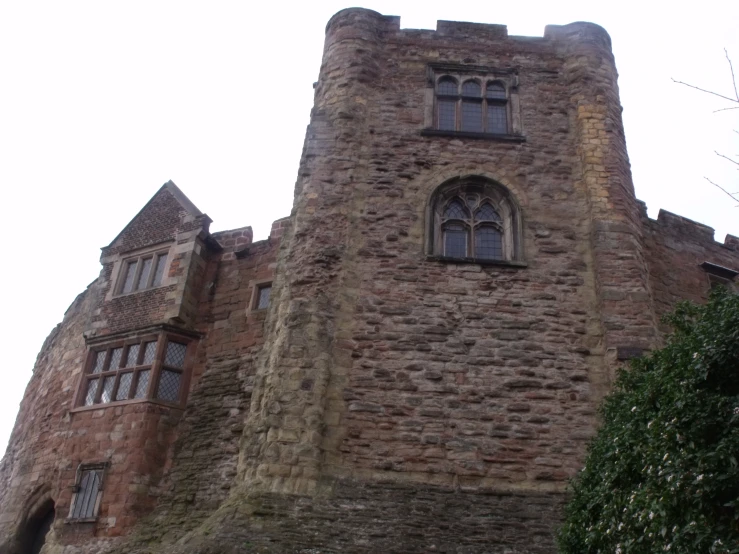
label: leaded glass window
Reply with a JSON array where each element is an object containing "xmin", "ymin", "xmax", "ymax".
[
  {"xmin": 108, "ymin": 347, "xmax": 123, "ymax": 371},
  {"xmin": 100, "ymin": 376, "xmax": 116, "ymax": 404},
  {"xmin": 434, "ymin": 75, "xmax": 509, "ymax": 134},
  {"xmin": 79, "ymin": 335, "xmax": 191, "ymax": 408},
  {"xmin": 164, "ymin": 342, "xmax": 187, "ymax": 368},
  {"xmin": 487, "ymin": 104, "xmax": 507, "ymax": 134},
  {"xmin": 443, "ymin": 223, "xmax": 468, "ymax": 258},
  {"xmin": 121, "ymin": 261, "xmax": 137, "ymax": 294},
  {"xmin": 486, "ymin": 82, "xmax": 506, "ymax": 99},
  {"xmin": 84, "ymin": 379, "xmax": 99, "ymax": 406},
  {"xmin": 134, "ymin": 370, "xmax": 150, "ymax": 399},
  {"xmin": 461, "ymin": 101, "xmax": 482, "ymax": 132},
  {"xmin": 475, "ymin": 203, "xmax": 502, "ymax": 223},
  {"xmin": 437, "ymin": 77, "xmax": 457, "ymax": 96},
  {"xmin": 91, "ymin": 351, "xmax": 106, "ymax": 374},
  {"xmin": 462, "ymin": 80, "xmax": 480, "ymax": 96},
  {"xmin": 438, "ymin": 99, "xmax": 456, "ymax": 131},
  {"xmin": 432, "ymin": 181, "xmax": 520, "ymax": 262},
  {"xmin": 115, "ymin": 372, "xmax": 133, "ymax": 401},
  {"xmin": 142, "ymin": 341, "xmax": 157, "ymax": 365},
  {"xmin": 256, "ymin": 285, "xmax": 272, "ymax": 310},
  {"xmin": 475, "ymin": 226, "xmax": 504, "ymax": 260},
  {"xmin": 157, "ymin": 370, "xmax": 181, "ymax": 402}
]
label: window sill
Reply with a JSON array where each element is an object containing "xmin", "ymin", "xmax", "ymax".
[
  {"xmin": 70, "ymin": 397, "xmax": 184, "ymax": 414},
  {"xmin": 427, "ymin": 255, "xmax": 527, "ymax": 268},
  {"xmin": 420, "ymin": 129, "xmax": 526, "ymax": 142},
  {"xmin": 65, "ymin": 518, "xmax": 98, "ymax": 525}
]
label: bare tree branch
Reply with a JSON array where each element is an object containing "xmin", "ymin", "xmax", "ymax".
[
  {"xmin": 713, "ymin": 106, "xmax": 739, "ymax": 113},
  {"xmin": 705, "ymin": 177, "xmax": 739, "ymax": 205},
  {"xmin": 715, "ymin": 151, "xmax": 739, "ymax": 167},
  {"xmin": 672, "ymin": 78, "xmax": 739, "ymax": 104},
  {"xmin": 727, "ymin": 48, "xmax": 739, "ymax": 101}
]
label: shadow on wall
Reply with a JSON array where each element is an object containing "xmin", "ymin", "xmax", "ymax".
[{"xmin": 10, "ymin": 499, "xmax": 55, "ymax": 554}]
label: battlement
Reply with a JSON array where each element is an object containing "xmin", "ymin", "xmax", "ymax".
[
  {"xmin": 325, "ymin": 7, "xmax": 611, "ymax": 50},
  {"xmin": 648, "ymin": 209, "xmax": 738, "ymax": 251}
]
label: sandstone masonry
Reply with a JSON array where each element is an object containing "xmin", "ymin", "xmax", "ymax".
[{"xmin": 1, "ymin": 9, "xmax": 737, "ymax": 554}]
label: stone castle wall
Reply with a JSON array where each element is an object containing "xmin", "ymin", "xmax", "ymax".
[{"xmin": 1, "ymin": 9, "xmax": 737, "ymax": 554}]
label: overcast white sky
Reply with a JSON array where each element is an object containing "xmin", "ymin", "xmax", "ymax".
[{"xmin": 0, "ymin": 0, "xmax": 737, "ymax": 454}]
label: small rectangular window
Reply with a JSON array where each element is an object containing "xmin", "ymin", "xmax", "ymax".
[
  {"xmin": 256, "ymin": 284, "xmax": 272, "ymax": 310},
  {"xmin": 69, "ymin": 466, "xmax": 105, "ymax": 520}
]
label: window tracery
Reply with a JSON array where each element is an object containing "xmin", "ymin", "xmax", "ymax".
[{"xmin": 429, "ymin": 178, "xmax": 523, "ymax": 263}]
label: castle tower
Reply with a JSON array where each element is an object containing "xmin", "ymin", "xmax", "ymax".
[{"xmin": 1, "ymin": 9, "xmax": 738, "ymax": 554}]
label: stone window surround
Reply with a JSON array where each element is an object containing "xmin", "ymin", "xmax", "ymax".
[
  {"xmin": 248, "ymin": 279, "xmax": 273, "ymax": 314},
  {"xmin": 426, "ymin": 176, "xmax": 526, "ymax": 267},
  {"xmin": 701, "ymin": 261, "xmax": 738, "ymax": 291},
  {"xmin": 72, "ymin": 326, "xmax": 198, "ymax": 412},
  {"xmin": 67, "ymin": 462, "xmax": 109, "ymax": 523},
  {"xmin": 106, "ymin": 241, "xmax": 174, "ymax": 301},
  {"xmin": 422, "ymin": 63, "xmax": 524, "ymax": 141}
]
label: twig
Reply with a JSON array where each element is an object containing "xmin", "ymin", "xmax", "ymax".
[
  {"xmin": 705, "ymin": 177, "xmax": 739, "ymax": 205},
  {"xmin": 713, "ymin": 106, "xmax": 739, "ymax": 113},
  {"xmin": 726, "ymin": 48, "xmax": 739, "ymax": 101},
  {"xmin": 672, "ymin": 78, "xmax": 739, "ymax": 104},
  {"xmin": 715, "ymin": 151, "xmax": 739, "ymax": 167}
]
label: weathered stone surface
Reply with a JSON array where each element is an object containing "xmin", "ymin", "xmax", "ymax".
[{"xmin": 1, "ymin": 8, "xmax": 737, "ymax": 554}]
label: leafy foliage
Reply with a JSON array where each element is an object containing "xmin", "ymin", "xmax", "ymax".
[{"xmin": 558, "ymin": 289, "xmax": 739, "ymax": 553}]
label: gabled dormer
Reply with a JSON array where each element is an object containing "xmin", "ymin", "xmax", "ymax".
[{"xmin": 88, "ymin": 181, "xmax": 214, "ymax": 337}]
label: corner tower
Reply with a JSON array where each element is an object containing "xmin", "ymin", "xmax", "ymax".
[{"xmin": 232, "ymin": 8, "xmax": 655, "ymax": 552}]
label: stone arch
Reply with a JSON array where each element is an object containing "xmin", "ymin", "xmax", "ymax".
[
  {"xmin": 426, "ymin": 175, "xmax": 524, "ymax": 262},
  {"xmin": 9, "ymin": 486, "xmax": 55, "ymax": 554}
]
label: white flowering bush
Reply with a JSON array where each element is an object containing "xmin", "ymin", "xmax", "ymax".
[{"xmin": 558, "ymin": 289, "xmax": 739, "ymax": 553}]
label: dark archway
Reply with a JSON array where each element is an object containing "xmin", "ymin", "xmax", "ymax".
[{"xmin": 15, "ymin": 500, "xmax": 55, "ymax": 554}]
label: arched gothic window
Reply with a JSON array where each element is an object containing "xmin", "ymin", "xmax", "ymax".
[{"xmin": 429, "ymin": 178, "xmax": 522, "ymax": 262}]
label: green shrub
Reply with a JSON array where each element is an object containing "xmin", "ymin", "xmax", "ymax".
[{"xmin": 558, "ymin": 289, "xmax": 739, "ymax": 553}]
